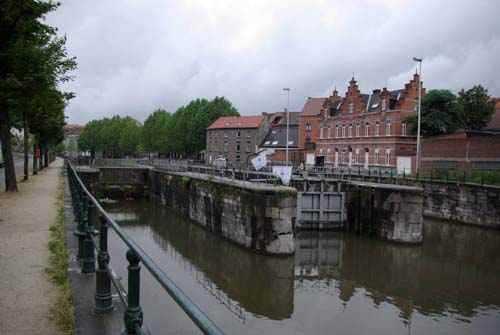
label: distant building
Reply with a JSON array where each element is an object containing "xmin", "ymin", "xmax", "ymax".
[
  {"xmin": 298, "ymin": 97, "xmax": 327, "ymax": 165},
  {"xmin": 205, "ymin": 116, "xmax": 269, "ymax": 164},
  {"xmin": 63, "ymin": 124, "xmax": 84, "ymax": 147},
  {"xmin": 316, "ymin": 74, "xmax": 424, "ymax": 172},
  {"xmin": 420, "ymin": 99, "xmax": 500, "ymax": 171},
  {"xmin": 259, "ymin": 111, "xmax": 300, "ymax": 163}
]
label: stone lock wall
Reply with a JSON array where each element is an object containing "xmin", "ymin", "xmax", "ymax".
[
  {"xmin": 420, "ymin": 181, "xmax": 500, "ymax": 229},
  {"xmin": 342, "ymin": 182, "xmax": 423, "ymax": 243},
  {"xmin": 147, "ymin": 170, "xmax": 297, "ymax": 255}
]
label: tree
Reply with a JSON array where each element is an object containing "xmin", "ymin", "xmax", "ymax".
[
  {"xmin": 0, "ymin": 0, "xmax": 76, "ymax": 191},
  {"xmin": 458, "ymin": 85, "xmax": 496, "ymax": 130},
  {"xmin": 118, "ymin": 117, "xmax": 142, "ymax": 156},
  {"xmin": 405, "ymin": 90, "xmax": 462, "ymax": 136}
]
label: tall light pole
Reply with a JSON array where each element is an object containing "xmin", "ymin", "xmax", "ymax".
[
  {"xmin": 283, "ymin": 88, "xmax": 290, "ymax": 165},
  {"xmin": 413, "ymin": 57, "xmax": 422, "ymax": 173}
]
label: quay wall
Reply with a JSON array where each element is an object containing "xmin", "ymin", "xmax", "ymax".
[{"xmin": 147, "ymin": 170, "xmax": 297, "ymax": 255}]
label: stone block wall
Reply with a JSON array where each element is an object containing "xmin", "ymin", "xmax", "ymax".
[
  {"xmin": 420, "ymin": 180, "xmax": 500, "ymax": 229},
  {"xmin": 147, "ymin": 170, "xmax": 297, "ymax": 255},
  {"xmin": 343, "ymin": 182, "xmax": 423, "ymax": 243}
]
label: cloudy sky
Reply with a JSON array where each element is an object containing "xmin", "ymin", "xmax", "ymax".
[{"xmin": 47, "ymin": 0, "xmax": 500, "ymax": 124}]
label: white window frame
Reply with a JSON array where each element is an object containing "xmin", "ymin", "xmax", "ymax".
[
  {"xmin": 381, "ymin": 98, "xmax": 386, "ymax": 111},
  {"xmin": 355, "ymin": 123, "xmax": 360, "ymax": 137},
  {"xmin": 374, "ymin": 149, "xmax": 379, "ymax": 165},
  {"xmin": 349, "ymin": 102, "xmax": 353, "ymax": 114},
  {"xmin": 348, "ymin": 124, "xmax": 352, "ymax": 138},
  {"xmin": 327, "ymin": 125, "xmax": 331, "ymax": 138},
  {"xmin": 386, "ymin": 120, "xmax": 391, "ymax": 136},
  {"xmin": 402, "ymin": 123, "xmax": 407, "ymax": 136},
  {"xmin": 342, "ymin": 125, "xmax": 346, "ymax": 138},
  {"xmin": 385, "ymin": 149, "xmax": 391, "ymax": 166},
  {"xmin": 375, "ymin": 122, "xmax": 380, "ymax": 137},
  {"xmin": 365, "ymin": 122, "xmax": 369, "ymax": 137},
  {"xmin": 335, "ymin": 125, "xmax": 339, "ymax": 138}
]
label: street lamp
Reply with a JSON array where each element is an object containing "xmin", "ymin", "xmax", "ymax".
[
  {"xmin": 283, "ymin": 88, "xmax": 290, "ymax": 165},
  {"xmin": 413, "ymin": 57, "xmax": 422, "ymax": 173}
]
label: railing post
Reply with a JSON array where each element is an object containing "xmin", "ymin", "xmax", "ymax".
[
  {"xmin": 124, "ymin": 249, "xmax": 143, "ymax": 334},
  {"xmin": 94, "ymin": 214, "xmax": 113, "ymax": 314},
  {"xmin": 74, "ymin": 183, "xmax": 86, "ymax": 260},
  {"xmin": 82, "ymin": 198, "xmax": 96, "ymax": 273}
]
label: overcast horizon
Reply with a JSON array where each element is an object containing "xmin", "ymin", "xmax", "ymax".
[{"xmin": 47, "ymin": 0, "xmax": 500, "ymax": 125}]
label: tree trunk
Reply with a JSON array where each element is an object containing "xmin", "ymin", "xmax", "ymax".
[
  {"xmin": 32, "ymin": 137, "xmax": 38, "ymax": 175},
  {"xmin": 0, "ymin": 115, "xmax": 18, "ymax": 192},
  {"xmin": 23, "ymin": 114, "xmax": 29, "ymax": 181},
  {"xmin": 38, "ymin": 143, "xmax": 43, "ymax": 170},
  {"xmin": 43, "ymin": 145, "xmax": 48, "ymax": 167}
]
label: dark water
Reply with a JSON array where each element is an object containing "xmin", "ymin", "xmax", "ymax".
[{"xmin": 104, "ymin": 199, "xmax": 500, "ymax": 335}]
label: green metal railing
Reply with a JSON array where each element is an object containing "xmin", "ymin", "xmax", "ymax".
[{"xmin": 66, "ymin": 161, "xmax": 225, "ymax": 335}]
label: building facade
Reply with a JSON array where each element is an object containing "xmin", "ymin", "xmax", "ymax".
[
  {"xmin": 316, "ymin": 74, "xmax": 424, "ymax": 172},
  {"xmin": 206, "ymin": 116, "xmax": 269, "ymax": 163}
]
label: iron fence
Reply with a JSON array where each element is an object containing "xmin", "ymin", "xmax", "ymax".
[{"xmin": 66, "ymin": 161, "xmax": 225, "ymax": 335}]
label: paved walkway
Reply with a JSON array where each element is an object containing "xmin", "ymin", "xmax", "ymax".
[{"xmin": 0, "ymin": 158, "xmax": 64, "ymax": 335}]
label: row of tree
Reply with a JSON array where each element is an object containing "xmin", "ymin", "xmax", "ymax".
[
  {"xmin": 406, "ymin": 85, "xmax": 496, "ymax": 135},
  {"xmin": 77, "ymin": 97, "xmax": 239, "ymax": 157},
  {"xmin": 0, "ymin": 0, "xmax": 76, "ymax": 191}
]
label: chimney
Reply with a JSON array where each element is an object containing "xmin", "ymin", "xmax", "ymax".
[{"xmin": 373, "ymin": 89, "xmax": 381, "ymax": 95}]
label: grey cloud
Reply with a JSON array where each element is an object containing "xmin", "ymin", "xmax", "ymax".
[{"xmin": 47, "ymin": 0, "xmax": 500, "ymax": 124}]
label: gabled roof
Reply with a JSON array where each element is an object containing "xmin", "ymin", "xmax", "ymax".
[
  {"xmin": 300, "ymin": 97, "xmax": 327, "ymax": 116},
  {"xmin": 64, "ymin": 124, "xmax": 85, "ymax": 136},
  {"xmin": 207, "ymin": 115, "xmax": 266, "ymax": 130},
  {"xmin": 260, "ymin": 125, "xmax": 299, "ymax": 148}
]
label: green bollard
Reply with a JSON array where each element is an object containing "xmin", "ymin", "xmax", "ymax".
[
  {"xmin": 124, "ymin": 249, "xmax": 143, "ymax": 334},
  {"xmin": 82, "ymin": 199, "xmax": 96, "ymax": 273},
  {"xmin": 94, "ymin": 214, "xmax": 113, "ymax": 314}
]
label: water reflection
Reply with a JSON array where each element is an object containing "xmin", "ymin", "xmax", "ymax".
[{"xmin": 105, "ymin": 199, "xmax": 500, "ymax": 334}]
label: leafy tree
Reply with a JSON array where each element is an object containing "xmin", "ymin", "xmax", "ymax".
[
  {"xmin": 118, "ymin": 117, "xmax": 142, "ymax": 156},
  {"xmin": 0, "ymin": 0, "xmax": 76, "ymax": 190},
  {"xmin": 458, "ymin": 85, "xmax": 496, "ymax": 130},
  {"xmin": 405, "ymin": 90, "xmax": 462, "ymax": 136}
]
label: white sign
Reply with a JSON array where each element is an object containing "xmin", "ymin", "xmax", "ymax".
[
  {"xmin": 251, "ymin": 152, "xmax": 267, "ymax": 171},
  {"xmin": 272, "ymin": 166, "xmax": 292, "ymax": 186}
]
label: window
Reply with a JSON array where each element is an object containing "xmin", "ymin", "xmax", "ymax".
[
  {"xmin": 305, "ymin": 136, "xmax": 311, "ymax": 142},
  {"xmin": 349, "ymin": 102, "xmax": 353, "ymax": 114},
  {"xmin": 224, "ymin": 142, "xmax": 228, "ymax": 152},
  {"xmin": 342, "ymin": 125, "xmax": 346, "ymax": 138},
  {"xmin": 326, "ymin": 149, "xmax": 331, "ymax": 163},
  {"xmin": 327, "ymin": 125, "xmax": 331, "ymax": 138},
  {"xmin": 246, "ymin": 130, "xmax": 251, "ymax": 137},
  {"xmin": 236, "ymin": 155, "xmax": 241, "ymax": 162},
  {"xmin": 386, "ymin": 120, "xmax": 391, "ymax": 136},
  {"xmin": 374, "ymin": 149, "xmax": 379, "ymax": 165},
  {"xmin": 215, "ymin": 132, "xmax": 218, "ymax": 137},
  {"xmin": 402, "ymin": 123, "xmax": 407, "ymax": 136},
  {"xmin": 381, "ymin": 98, "xmax": 386, "ymax": 111},
  {"xmin": 320, "ymin": 126, "xmax": 324, "ymax": 139},
  {"xmin": 335, "ymin": 125, "xmax": 339, "ymax": 138},
  {"xmin": 319, "ymin": 148, "xmax": 323, "ymax": 156},
  {"xmin": 272, "ymin": 141, "xmax": 278, "ymax": 145},
  {"xmin": 236, "ymin": 141, "xmax": 241, "ymax": 152},
  {"xmin": 305, "ymin": 123, "xmax": 312, "ymax": 132},
  {"xmin": 236, "ymin": 131, "xmax": 240, "ymax": 137},
  {"xmin": 341, "ymin": 150, "xmax": 346, "ymax": 164},
  {"xmin": 224, "ymin": 131, "xmax": 228, "ymax": 138},
  {"xmin": 288, "ymin": 141, "xmax": 294, "ymax": 145},
  {"xmin": 385, "ymin": 149, "xmax": 391, "ymax": 166},
  {"xmin": 348, "ymin": 124, "xmax": 352, "ymax": 138},
  {"xmin": 355, "ymin": 123, "xmax": 360, "ymax": 137},
  {"xmin": 414, "ymin": 99, "xmax": 418, "ymax": 112},
  {"xmin": 365, "ymin": 122, "xmax": 370, "ymax": 137},
  {"xmin": 264, "ymin": 141, "xmax": 271, "ymax": 145},
  {"xmin": 375, "ymin": 121, "xmax": 380, "ymax": 137},
  {"xmin": 355, "ymin": 148, "xmax": 360, "ymax": 164},
  {"xmin": 246, "ymin": 141, "xmax": 251, "ymax": 152}
]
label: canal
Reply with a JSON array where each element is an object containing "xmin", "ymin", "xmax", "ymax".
[{"xmin": 104, "ymin": 199, "xmax": 500, "ymax": 335}]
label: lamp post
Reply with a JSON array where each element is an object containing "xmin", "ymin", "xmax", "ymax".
[
  {"xmin": 283, "ymin": 88, "xmax": 290, "ymax": 165},
  {"xmin": 413, "ymin": 57, "xmax": 422, "ymax": 173}
]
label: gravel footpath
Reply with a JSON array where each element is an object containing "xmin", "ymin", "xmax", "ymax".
[{"xmin": 0, "ymin": 158, "xmax": 64, "ymax": 335}]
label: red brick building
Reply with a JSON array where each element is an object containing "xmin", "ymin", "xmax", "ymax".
[
  {"xmin": 315, "ymin": 74, "xmax": 424, "ymax": 172},
  {"xmin": 298, "ymin": 97, "xmax": 326, "ymax": 164},
  {"xmin": 420, "ymin": 100, "xmax": 500, "ymax": 171}
]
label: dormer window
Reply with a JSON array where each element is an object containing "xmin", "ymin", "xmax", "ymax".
[{"xmin": 381, "ymin": 98, "xmax": 386, "ymax": 111}]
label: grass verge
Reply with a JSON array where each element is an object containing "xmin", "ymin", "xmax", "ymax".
[{"xmin": 46, "ymin": 174, "xmax": 77, "ymax": 334}]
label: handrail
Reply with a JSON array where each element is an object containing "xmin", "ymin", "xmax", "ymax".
[{"xmin": 66, "ymin": 161, "xmax": 225, "ymax": 335}]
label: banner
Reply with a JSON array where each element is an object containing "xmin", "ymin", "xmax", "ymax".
[
  {"xmin": 251, "ymin": 151, "xmax": 267, "ymax": 171},
  {"xmin": 272, "ymin": 166, "xmax": 292, "ymax": 186}
]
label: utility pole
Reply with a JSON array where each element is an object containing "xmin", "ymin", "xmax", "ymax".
[
  {"xmin": 413, "ymin": 57, "xmax": 422, "ymax": 173},
  {"xmin": 283, "ymin": 88, "xmax": 290, "ymax": 165}
]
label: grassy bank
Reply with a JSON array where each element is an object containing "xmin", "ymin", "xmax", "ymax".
[{"xmin": 46, "ymin": 174, "xmax": 77, "ymax": 334}]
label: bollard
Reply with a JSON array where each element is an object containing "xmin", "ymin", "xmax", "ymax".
[
  {"xmin": 124, "ymin": 249, "xmax": 143, "ymax": 334},
  {"xmin": 82, "ymin": 199, "xmax": 96, "ymax": 273},
  {"xmin": 94, "ymin": 214, "xmax": 113, "ymax": 314}
]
